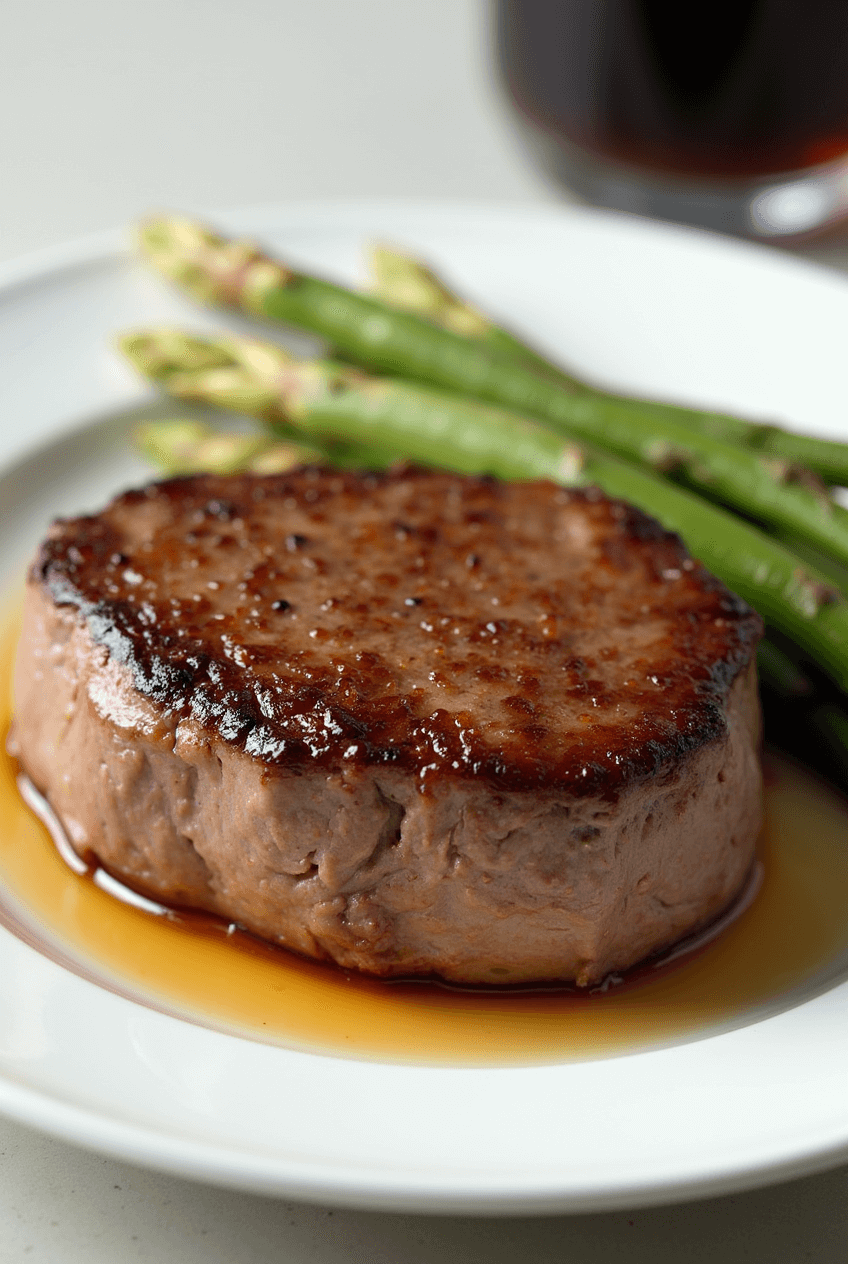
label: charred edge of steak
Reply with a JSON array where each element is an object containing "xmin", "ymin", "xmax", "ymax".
[{"xmin": 33, "ymin": 468, "xmax": 763, "ymax": 798}]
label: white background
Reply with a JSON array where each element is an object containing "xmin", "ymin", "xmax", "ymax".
[
  {"xmin": 1, "ymin": 1, "xmax": 847, "ymax": 1259},
  {"xmin": 0, "ymin": 0, "xmax": 547, "ymax": 265}
]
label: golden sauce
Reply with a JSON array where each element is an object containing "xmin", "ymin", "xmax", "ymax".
[{"xmin": 2, "ymin": 601, "xmax": 848, "ymax": 1066}]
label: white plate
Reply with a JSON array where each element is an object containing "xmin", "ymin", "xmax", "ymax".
[{"xmin": 1, "ymin": 202, "xmax": 848, "ymax": 1214}]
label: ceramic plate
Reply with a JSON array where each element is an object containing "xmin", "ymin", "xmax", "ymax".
[{"xmin": 1, "ymin": 203, "xmax": 847, "ymax": 1213}]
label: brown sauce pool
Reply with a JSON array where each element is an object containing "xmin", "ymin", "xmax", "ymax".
[{"xmin": 2, "ymin": 601, "xmax": 848, "ymax": 1066}]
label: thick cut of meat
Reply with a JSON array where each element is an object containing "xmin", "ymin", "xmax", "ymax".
[{"xmin": 10, "ymin": 467, "xmax": 763, "ymax": 985}]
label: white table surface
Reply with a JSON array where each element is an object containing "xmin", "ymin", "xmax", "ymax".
[{"xmin": 2, "ymin": 2, "xmax": 847, "ymax": 1258}]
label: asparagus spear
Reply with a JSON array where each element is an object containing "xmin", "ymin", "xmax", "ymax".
[
  {"xmin": 127, "ymin": 333, "xmax": 396, "ymax": 472},
  {"xmin": 135, "ymin": 418, "xmax": 321, "ymax": 476},
  {"xmin": 769, "ymin": 531, "xmax": 848, "ymax": 596},
  {"xmin": 137, "ymin": 216, "xmax": 848, "ymax": 488},
  {"xmin": 368, "ymin": 244, "xmax": 580, "ymax": 386},
  {"xmin": 137, "ymin": 218, "xmax": 848, "ymax": 573},
  {"xmin": 137, "ymin": 217, "xmax": 848, "ymax": 562},
  {"xmin": 369, "ymin": 242, "xmax": 848, "ymax": 486},
  {"xmin": 119, "ymin": 328, "xmax": 848, "ymax": 693}
]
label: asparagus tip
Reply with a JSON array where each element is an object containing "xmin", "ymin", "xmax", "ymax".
[
  {"xmin": 118, "ymin": 328, "xmax": 235, "ymax": 381},
  {"xmin": 134, "ymin": 417, "xmax": 320, "ymax": 477},
  {"xmin": 368, "ymin": 241, "xmax": 491, "ymax": 339},
  {"xmin": 136, "ymin": 213, "xmax": 294, "ymax": 311}
]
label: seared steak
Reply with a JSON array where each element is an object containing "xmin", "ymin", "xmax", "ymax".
[{"xmin": 11, "ymin": 467, "xmax": 763, "ymax": 985}]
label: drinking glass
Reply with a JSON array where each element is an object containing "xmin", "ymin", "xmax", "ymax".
[{"xmin": 494, "ymin": 1, "xmax": 848, "ymax": 240}]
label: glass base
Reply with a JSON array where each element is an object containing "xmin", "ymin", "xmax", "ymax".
[{"xmin": 522, "ymin": 123, "xmax": 848, "ymax": 240}]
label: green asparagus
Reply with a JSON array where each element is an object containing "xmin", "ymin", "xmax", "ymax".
[
  {"xmin": 137, "ymin": 216, "xmax": 848, "ymax": 485},
  {"xmin": 368, "ymin": 244, "xmax": 580, "ymax": 386},
  {"xmin": 134, "ymin": 418, "xmax": 321, "ymax": 476},
  {"xmin": 369, "ymin": 242, "xmax": 848, "ymax": 485},
  {"xmin": 137, "ymin": 218, "xmax": 848, "ymax": 566},
  {"xmin": 127, "ymin": 333, "xmax": 394, "ymax": 472},
  {"xmin": 119, "ymin": 327, "xmax": 848, "ymax": 693}
]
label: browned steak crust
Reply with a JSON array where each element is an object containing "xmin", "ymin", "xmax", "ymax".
[
  {"xmin": 32, "ymin": 467, "xmax": 760, "ymax": 795},
  {"xmin": 12, "ymin": 468, "xmax": 764, "ymax": 985}
]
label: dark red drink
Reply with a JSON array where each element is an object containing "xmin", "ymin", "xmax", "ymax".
[{"xmin": 495, "ymin": 1, "xmax": 848, "ymax": 236}]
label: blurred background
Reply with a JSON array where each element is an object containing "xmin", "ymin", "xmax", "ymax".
[
  {"xmin": 0, "ymin": 0, "xmax": 550, "ymax": 264},
  {"xmin": 2, "ymin": 2, "xmax": 848, "ymax": 1261},
  {"xmin": 4, "ymin": 0, "xmax": 848, "ymax": 266}
]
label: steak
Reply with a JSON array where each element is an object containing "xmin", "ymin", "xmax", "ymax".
[{"xmin": 10, "ymin": 466, "xmax": 763, "ymax": 985}]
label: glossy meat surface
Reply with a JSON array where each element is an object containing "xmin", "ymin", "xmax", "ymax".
[{"xmin": 34, "ymin": 466, "xmax": 762, "ymax": 797}]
